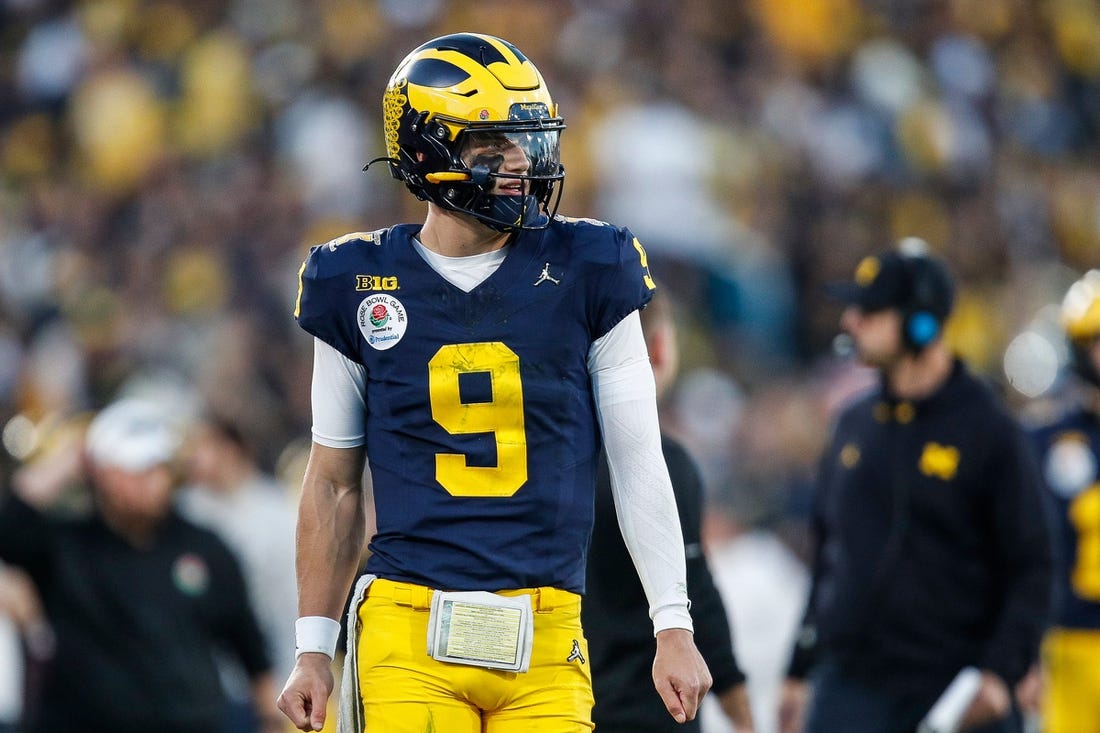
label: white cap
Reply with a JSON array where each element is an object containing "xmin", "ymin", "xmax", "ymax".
[{"xmin": 85, "ymin": 398, "xmax": 180, "ymax": 472}]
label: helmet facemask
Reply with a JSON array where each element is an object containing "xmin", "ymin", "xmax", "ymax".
[
  {"xmin": 394, "ymin": 111, "xmax": 564, "ymax": 232},
  {"xmin": 447, "ymin": 124, "xmax": 564, "ymax": 230}
]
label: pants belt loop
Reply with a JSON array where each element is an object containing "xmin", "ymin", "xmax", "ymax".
[
  {"xmin": 534, "ymin": 587, "xmax": 554, "ymax": 613},
  {"xmin": 413, "ymin": 585, "xmax": 432, "ymax": 610},
  {"xmin": 390, "ymin": 582, "xmax": 432, "ymax": 610}
]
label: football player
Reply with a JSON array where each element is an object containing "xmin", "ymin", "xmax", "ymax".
[
  {"xmin": 1028, "ymin": 270, "xmax": 1100, "ymax": 733},
  {"xmin": 276, "ymin": 32, "xmax": 711, "ymax": 733}
]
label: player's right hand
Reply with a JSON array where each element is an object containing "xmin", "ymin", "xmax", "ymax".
[{"xmin": 277, "ymin": 653, "xmax": 335, "ymax": 732}]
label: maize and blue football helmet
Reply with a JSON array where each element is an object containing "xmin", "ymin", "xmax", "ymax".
[
  {"xmin": 1062, "ymin": 270, "xmax": 1100, "ymax": 386},
  {"xmin": 376, "ymin": 32, "xmax": 566, "ymax": 232}
]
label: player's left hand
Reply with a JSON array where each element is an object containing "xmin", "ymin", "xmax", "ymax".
[{"xmin": 653, "ymin": 628, "xmax": 712, "ymax": 724}]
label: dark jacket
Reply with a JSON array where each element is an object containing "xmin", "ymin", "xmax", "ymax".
[
  {"xmin": 585, "ymin": 434, "xmax": 745, "ymax": 733},
  {"xmin": 789, "ymin": 360, "xmax": 1051, "ymax": 699},
  {"xmin": 0, "ymin": 493, "xmax": 270, "ymax": 733}
]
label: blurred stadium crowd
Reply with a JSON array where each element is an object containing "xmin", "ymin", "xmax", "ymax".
[
  {"xmin": 1, "ymin": 0, "xmax": 1098, "ymax": 731},
  {"xmin": 2, "ymin": 0, "xmax": 1099, "ymax": 509}
]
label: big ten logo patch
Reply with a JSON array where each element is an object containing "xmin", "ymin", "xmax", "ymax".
[{"xmin": 356, "ymin": 275, "xmax": 399, "ymax": 291}]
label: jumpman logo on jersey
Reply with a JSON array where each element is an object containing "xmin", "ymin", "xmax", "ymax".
[
  {"xmin": 567, "ymin": 639, "xmax": 585, "ymax": 664},
  {"xmin": 533, "ymin": 262, "xmax": 561, "ymax": 286}
]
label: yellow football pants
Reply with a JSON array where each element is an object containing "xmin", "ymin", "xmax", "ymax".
[
  {"xmin": 353, "ymin": 578, "xmax": 594, "ymax": 732},
  {"xmin": 1042, "ymin": 628, "xmax": 1100, "ymax": 733}
]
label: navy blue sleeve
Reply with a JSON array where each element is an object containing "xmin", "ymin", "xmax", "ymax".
[
  {"xmin": 293, "ymin": 234, "xmax": 375, "ymax": 364},
  {"xmin": 581, "ymin": 223, "xmax": 656, "ymax": 339}
]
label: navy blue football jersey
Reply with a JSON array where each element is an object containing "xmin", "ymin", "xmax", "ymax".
[
  {"xmin": 294, "ymin": 217, "xmax": 655, "ymax": 593},
  {"xmin": 1032, "ymin": 408, "xmax": 1100, "ymax": 630}
]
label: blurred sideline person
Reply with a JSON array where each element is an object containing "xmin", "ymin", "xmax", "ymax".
[
  {"xmin": 177, "ymin": 413, "xmax": 299, "ymax": 732},
  {"xmin": 277, "ymin": 32, "xmax": 711, "ymax": 733},
  {"xmin": 0, "ymin": 398, "xmax": 282, "ymax": 733},
  {"xmin": 1026, "ymin": 270, "xmax": 1100, "ymax": 733},
  {"xmin": 585, "ymin": 286, "xmax": 754, "ymax": 732},
  {"xmin": 0, "ymin": 561, "xmax": 52, "ymax": 733},
  {"xmin": 0, "ymin": 562, "xmax": 26, "ymax": 733},
  {"xmin": 780, "ymin": 244, "xmax": 1052, "ymax": 733},
  {"xmin": 702, "ymin": 487, "xmax": 810, "ymax": 733}
]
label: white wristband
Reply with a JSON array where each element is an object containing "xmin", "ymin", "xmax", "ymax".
[{"xmin": 295, "ymin": 616, "xmax": 341, "ymax": 659}]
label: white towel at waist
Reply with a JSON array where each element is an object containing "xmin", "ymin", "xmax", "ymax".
[{"xmin": 337, "ymin": 573, "xmax": 376, "ymax": 733}]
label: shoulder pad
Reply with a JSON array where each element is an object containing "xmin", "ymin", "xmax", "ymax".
[
  {"xmin": 301, "ymin": 229, "xmax": 387, "ymax": 281},
  {"xmin": 319, "ymin": 229, "xmax": 383, "ymax": 252},
  {"xmin": 294, "ymin": 228, "xmax": 388, "ymax": 329},
  {"xmin": 553, "ymin": 214, "xmax": 613, "ymax": 228}
]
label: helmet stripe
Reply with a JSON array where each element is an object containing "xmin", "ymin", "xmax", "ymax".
[
  {"xmin": 407, "ymin": 59, "xmax": 471, "ymax": 88},
  {"xmin": 420, "ymin": 32, "xmax": 524, "ymax": 67}
]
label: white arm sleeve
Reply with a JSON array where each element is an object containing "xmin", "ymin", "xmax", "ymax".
[
  {"xmin": 589, "ymin": 311, "xmax": 693, "ymax": 634},
  {"xmin": 310, "ymin": 338, "xmax": 368, "ymax": 448}
]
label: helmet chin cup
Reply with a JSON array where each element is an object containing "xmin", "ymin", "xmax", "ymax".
[
  {"xmin": 439, "ymin": 185, "xmax": 548, "ymax": 232},
  {"xmin": 485, "ymin": 193, "xmax": 547, "ymax": 231}
]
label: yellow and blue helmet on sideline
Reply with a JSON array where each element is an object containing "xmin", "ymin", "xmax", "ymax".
[
  {"xmin": 1061, "ymin": 269, "xmax": 1100, "ymax": 385},
  {"xmin": 375, "ymin": 32, "xmax": 566, "ymax": 232}
]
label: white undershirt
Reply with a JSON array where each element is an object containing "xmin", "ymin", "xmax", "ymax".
[{"xmin": 308, "ymin": 241, "xmax": 691, "ymax": 633}]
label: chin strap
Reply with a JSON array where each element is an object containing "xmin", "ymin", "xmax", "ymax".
[{"xmin": 362, "ymin": 156, "xmax": 398, "ymax": 172}]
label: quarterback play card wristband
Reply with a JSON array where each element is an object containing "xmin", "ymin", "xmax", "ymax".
[
  {"xmin": 427, "ymin": 590, "xmax": 534, "ymax": 673},
  {"xmin": 295, "ymin": 616, "xmax": 341, "ymax": 659}
]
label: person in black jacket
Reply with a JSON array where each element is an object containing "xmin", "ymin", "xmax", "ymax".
[
  {"xmin": 585, "ymin": 286, "xmax": 754, "ymax": 732},
  {"xmin": 0, "ymin": 398, "xmax": 282, "ymax": 733},
  {"xmin": 779, "ymin": 243, "xmax": 1052, "ymax": 733}
]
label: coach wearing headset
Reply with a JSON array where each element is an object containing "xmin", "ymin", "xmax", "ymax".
[{"xmin": 777, "ymin": 242, "xmax": 1052, "ymax": 733}]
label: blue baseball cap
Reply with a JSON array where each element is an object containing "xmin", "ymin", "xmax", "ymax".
[{"xmin": 827, "ymin": 249, "xmax": 954, "ymax": 320}]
